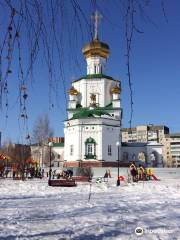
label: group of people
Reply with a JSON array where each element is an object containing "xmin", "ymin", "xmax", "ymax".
[
  {"xmin": 129, "ymin": 162, "xmax": 153, "ymax": 182},
  {"xmin": 55, "ymin": 169, "xmax": 73, "ymax": 179},
  {"xmin": 26, "ymin": 167, "xmax": 44, "ymax": 179}
]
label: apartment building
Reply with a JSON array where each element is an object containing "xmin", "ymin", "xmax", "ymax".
[
  {"xmin": 169, "ymin": 133, "xmax": 180, "ymax": 168},
  {"xmin": 122, "ymin": 125, "xmax": 169, "ymax": 143}
]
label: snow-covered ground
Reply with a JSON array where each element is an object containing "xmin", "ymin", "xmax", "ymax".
[{"xmin": 0, "ymin": 172, "xmax": 180, "ymax": 240}]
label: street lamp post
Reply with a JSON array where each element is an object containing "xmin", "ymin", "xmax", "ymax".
[
  {"xmin": 48, "ymin": 142, "xmax": 53, "ymax": 185},
  {"xmin": 116, "ymin": 141, "xmax": 120, "ymax": 186}
]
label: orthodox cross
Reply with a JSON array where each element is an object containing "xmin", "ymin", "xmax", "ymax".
[{"xmin": 91, "ymin": 10, "xmax": 102, "ymax": 40}]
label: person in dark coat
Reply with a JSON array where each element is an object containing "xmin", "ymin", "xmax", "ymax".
[
  {"xmin": 67, "ymin": 169, "xmax": 73, "ymax": 178},
  {"xmin": 129, "ymin": 162, "xmax": 138, "ymax": 182},
  {"xmin": 104, "ymin": 170, "xmax": 108, "ymax": 182}
]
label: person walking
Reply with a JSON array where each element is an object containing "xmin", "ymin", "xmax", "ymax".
[{"xmin": 104, "ymin": 170, "xmax": 108, "ymax": 182}]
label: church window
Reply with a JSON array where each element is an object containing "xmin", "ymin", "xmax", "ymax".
[
  {"xmin": 87, "ymin": 144, "xmax": 93, "ymax": 155},
  {"xmin": 85, "ymin": 137, "xmax": 96, "ymax": 159},
  {"xmin": 108, "ymin": 145, "xmax": 112, "ymax": 156},
  {"xmin": 70, "ymin": 145, "xmax": 74, "ymax": 156}
]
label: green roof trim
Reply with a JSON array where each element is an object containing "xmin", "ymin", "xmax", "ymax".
[
  {"xmin": 52, "ymin": 142, "xmax": 64, "ymax": 147},
  {"xmin": 70, "ymin": 108, "xmax": 112, "ymax": 120},
  {"xmin": 73, "ymin": 74, "xmax": 115, "ymax": 82},
  {"xmin": 67, "ymin": 103, "xmax": 120, "ymax": 113}
]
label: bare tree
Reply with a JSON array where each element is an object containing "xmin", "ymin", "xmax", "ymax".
[
  {"xmin": 31, "ymin": 113, "xmax": 53, "ymax": 168},
  {"xmin": 31, "ymin": 113, "xmax": 54, "ymax": 144}
]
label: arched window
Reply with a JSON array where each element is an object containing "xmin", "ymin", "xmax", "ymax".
[
  {"xmin": 138, "ymin": 152, "xmax": 146, "ymax": 162},
  {"xmin": 85, "ymin": 137, "xmax": 96, "ymax": 159},
  {"xmin": 132, "ymin": 154, "xmax": 136, "ymax": 161},
  {"xmin": 150, "ymin": 151, "xmax": 158, "ymax": 167}
]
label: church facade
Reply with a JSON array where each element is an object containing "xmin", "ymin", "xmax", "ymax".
[
  {"xmin": 64, "ymin": 13, "xmax": 122, "ymax": 167},
  {"xmin": 62, "ymin": 12, "xmax": 164, "ymax": 168}
]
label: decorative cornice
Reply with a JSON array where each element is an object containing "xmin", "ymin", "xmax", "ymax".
[{"xmin": 73, "ymin": 74, "xmax": 118, "ymax": 82}]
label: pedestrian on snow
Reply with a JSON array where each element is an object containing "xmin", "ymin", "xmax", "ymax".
[
  {"xmin": 138, "ymin": 164, "xmax": 145, "ymax": 180},
  {"xmin": 129, "ymin": 162, "xmax": 138, "ymax": 182},
  {"xmin": 104, "ymin": 170, "xmax": 108, "ymax": 182},
  {"xmin": 108, "ymin": 169, "xmax": 111, "ymax": 178}
]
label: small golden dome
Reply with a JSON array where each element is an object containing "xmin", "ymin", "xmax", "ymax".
[
  {"xmin": 111, "ymin": 86, "xmax": 121, "ymax": 94},
  {"xmin": 82, "ymin": 39, "xmax": 109, "ymax": 59},
  {"xmin": 68, "ymin": 86, "xmax": 79, "ymax": 95}
]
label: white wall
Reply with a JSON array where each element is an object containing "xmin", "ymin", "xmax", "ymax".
[
  {"xmin": 86, "ymin": 56, "xmax": 106, "ymax": 74},
  {"xmin": 52, "ymin": 147, "xmax": 64, "ymax": 162},
  {"xmin": 121, "ymin": 143, "xmax": 163, "ymax": 167},
  {"xmin": 31, "ymin": 145, "xmax": 64, "ymax": 168},
  {"xmin": 73, "ymin": 78, "xmax": 120, "ymax": 108},
  {"xmin": 64, "ymin": 118, "xmax": 120, "ymax": 162},
  {"xmin": 102, "ymin": 125, "xmax": 120, "ymax": 161},
  {"xmin": 121, "ymin": 146, "xmax": 146, "ymax": 163},
  {"xmin": 64, "ymin": 125, "xmax": 81, "ymax": 161}
]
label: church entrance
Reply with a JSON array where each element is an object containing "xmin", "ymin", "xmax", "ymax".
[{"xmin": 85, "ymin": 137, "xmax": 96, "ymax": 159}]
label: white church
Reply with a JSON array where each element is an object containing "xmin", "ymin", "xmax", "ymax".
[
  {"xmin": 62, "ymin": 11, "xmax": 163, "ymax": 168},
  {"xmin": 31, "ymin": 12, "xmax": 163, "ymax": 169},
  {"xmin": 64, "ymin": 12, "xmax": 122, "ymax": 168}
]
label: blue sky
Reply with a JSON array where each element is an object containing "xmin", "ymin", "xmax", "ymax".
[{"xmin": 0, "ymin": 0, "xmax": 180, "ymax": 144}]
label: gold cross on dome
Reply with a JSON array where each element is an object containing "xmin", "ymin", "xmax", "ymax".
[{"xmin": 91, "ymin": 10, "xmax": 102, "ymax": 40}]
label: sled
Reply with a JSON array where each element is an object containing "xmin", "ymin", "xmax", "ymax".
[
  {"xmin": 118, "ymin": 176, "xmax": 125, "ymax": 181},
  {"xmin": 151, "ymin": 174, "xmax": 160, "ymax": 181}
]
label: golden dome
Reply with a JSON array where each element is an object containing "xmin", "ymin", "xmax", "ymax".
[
  {"xmin": 82, "ymin": 39, "xmax": 109, "ymax": 59},
  {"xmin": 111, "ymin": 86, "xmax": 121, "ymax": 94},
  {"xmin": 68, "ymin": 86, "xmax": 79, "ymax": 95}
]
